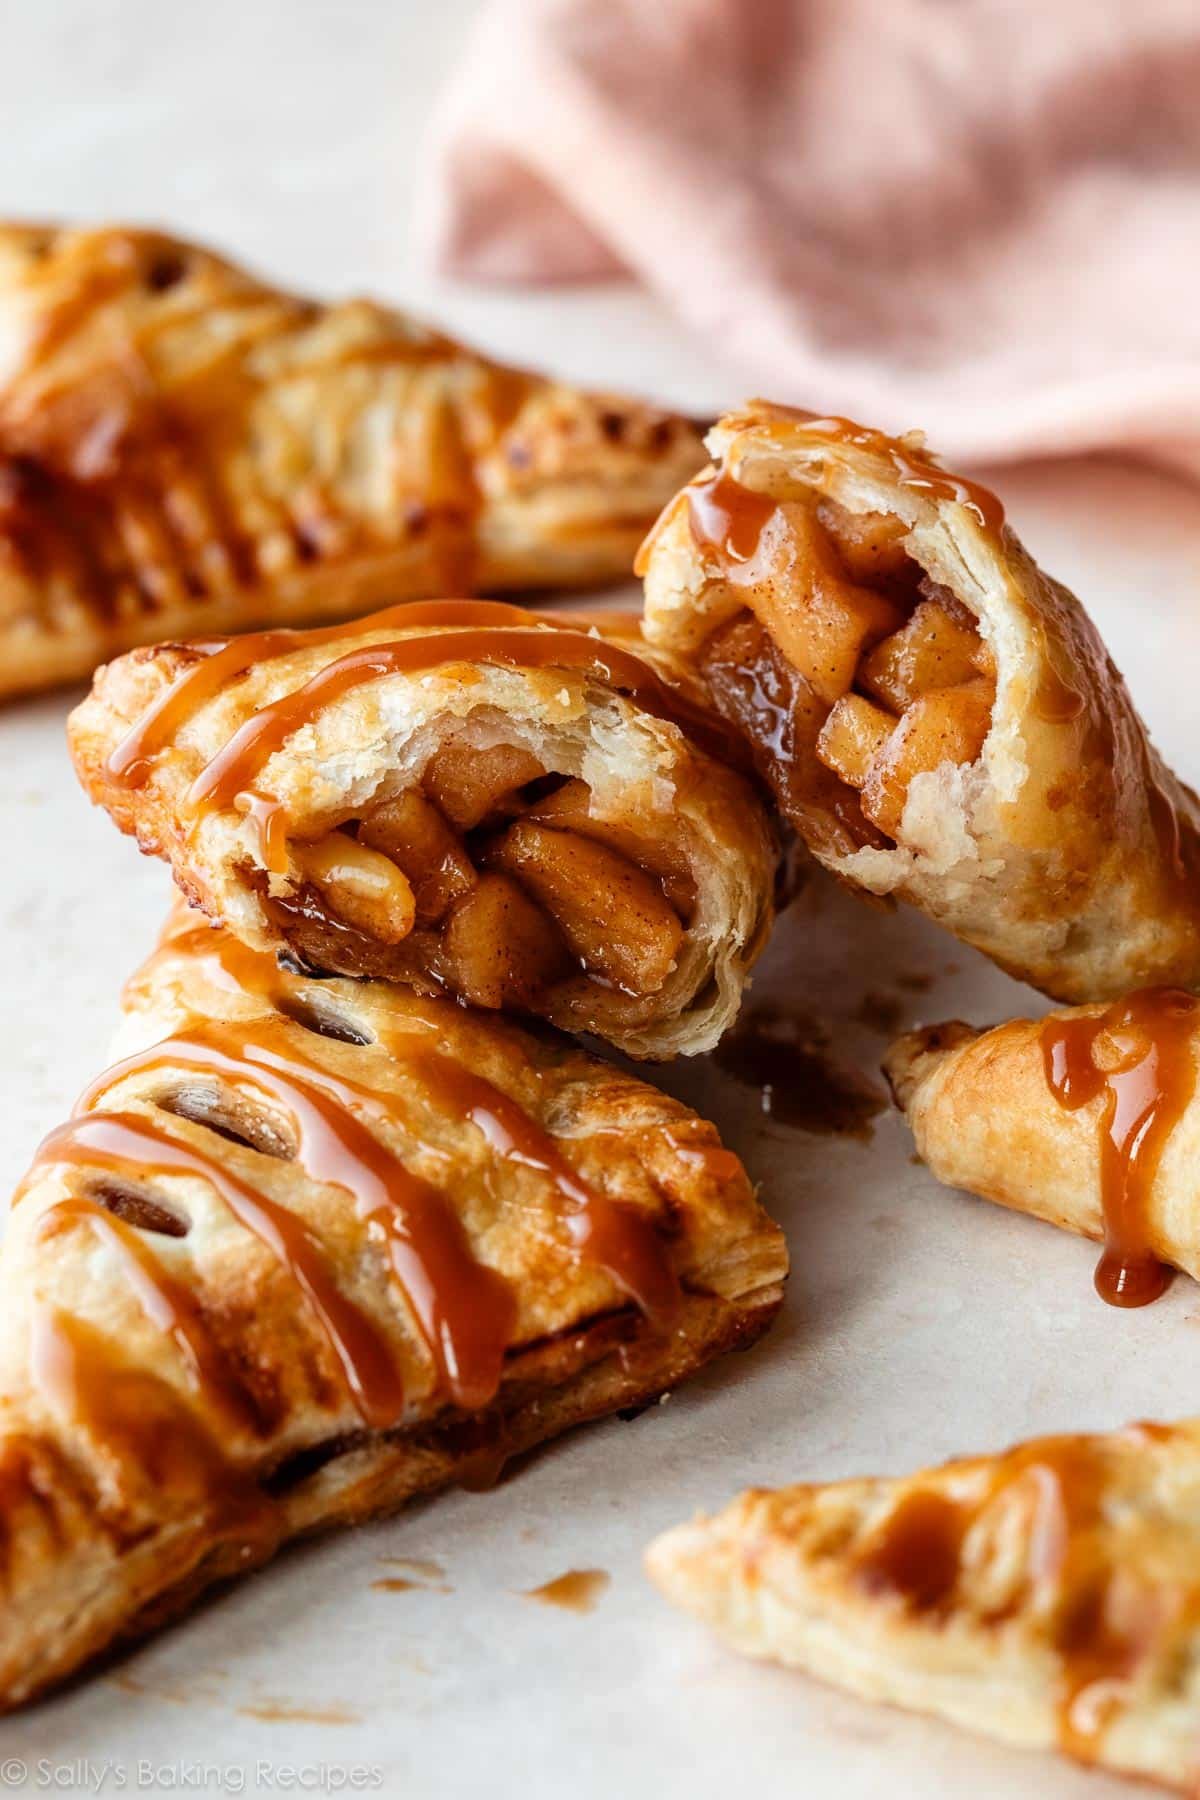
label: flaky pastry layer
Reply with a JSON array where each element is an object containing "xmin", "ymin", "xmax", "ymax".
[
  {"xmin": 639, "ymin": 403, "xmax": 1200, "ymax": 1003},
  {"xmin": 0, "ymin": 908, "xmax": 786, "ymax": 1707},
  {"xmin": 0, "ymin": 223, "xmax": 704, "ymax": 697},
  {"xmin": 647, "ymin": 1422, "xmax": 1200, "ymax": 1791},
  {"xmin": 70, "ymin": 603, "xmax": 778, "ymax": 1057}
]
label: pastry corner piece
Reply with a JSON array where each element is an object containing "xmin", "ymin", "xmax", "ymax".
[
  {"xmin": 647, "ymin": 1422, "xmax": 1200, "ymax": 1791},
  {"xmin": 0, "ymin": 907, "xmax": 786, "ymax": 1708},
  {"xmin": 69, "ymin": 600, "xmax": 777, "ymax": 1058},
  {"xmin": 638, "ymin": 400, "xmax": 1200, "ymax": 1002},
  {"xmin": 885, "ymin": 988, "xmax": 1200, "ymax": 1310},
  {"xmin": 0, "ymin": 221, "xmax": 705, "ymax": 698}
]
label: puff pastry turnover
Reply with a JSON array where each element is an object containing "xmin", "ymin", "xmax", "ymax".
[
  {"xmin": 0, "ymin": 903, "xmax": 786, "ymax": 1708},
  {"xmin": 0, "ymin": 223, "xmax": 704, "ymax": 698},
  {"xmin": 887, "ymin": 987, "xmax": 1200, "ymax": 1310},
  {"xmin": 647, "ymin": 1422, "xmax": 1200, "ymax": 1791},
  {"xmin": 70, "ymin": 600, "xmax": 777, "ymax": 1057},
  {"xmin": 638, "ymin": 403, "xmax": 1200, "ymax": 1003}
]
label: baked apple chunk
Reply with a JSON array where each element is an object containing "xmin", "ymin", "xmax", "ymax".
[
  {"xmin": 640, "ymin": 403, "xmax": 1200, "ymax": 1003},
  {"xmin": 70, "ymin": 602, "xmax": 778, "ymax": 1058}
]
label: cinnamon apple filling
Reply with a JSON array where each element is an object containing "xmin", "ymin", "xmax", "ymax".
[
  {"xmin": 258, "ymin": 737, "xmax": 698, "ymax": 1021},
  {"xmin": 698, "ymin": 496, "xmax": 996, "ymax": 859}
]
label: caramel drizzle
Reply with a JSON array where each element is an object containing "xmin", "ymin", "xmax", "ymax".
[
  {"xmin": 105, "ymin": 600, "xmax": 537, "ymax": 786},
  {"xmin": 1041, "ymin": 988, "xmax": 1199, "ymax": 1308},
  {"xmin": 81, "ymin": 1023, "xmax": 518, "ymax": 1412},
  {"xmin": 683, "ymin": 465, "xmax": 779, "ymax": 571},
  {"xmin": 398, "ymin": 1049, "xmax": 681, "ymax": 1328},
  {"xmin": 849, "ymin": 1432, "xmax": 1170, "ymax": 1757},
  {"xmin": 153, "ymin": 914, "xmax": 681, "ymax": 1322},
  {"xmin": 185, "ymin": 624, "xmax": 736, "ymax": 814},
  {"xmin": 35, "ymin": 1196, "xmax": 257, "ymax": 1433},
  {"xmin": 105, "ymin": 601, "xmax": 735, "ymax": 806},
  {"xmin": 23, "ymin": 1110, "xmax": 407, "ymax": 1429},
  {"xmin": 29, "ymin": 1305, "xmax": 273, "ymax": 1539},
  {"xmin": 651, "ymin": 408, "xmax": 1006, "ymax": 578},
  {"xmin": 57, "ymin": 954, "xmax": 680, "ymax": 1421}
]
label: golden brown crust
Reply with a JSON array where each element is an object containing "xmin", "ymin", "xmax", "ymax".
[
  {"xmin": 0, "ymin": 909, "xmax": 786, "ymax": 1709},
  {"xmin": 0, "ymin": 223, "xmax": 704, "ymax": 698},
  {"xmin": 646, "ymin": 1422, "xmax": 1200, "ymax": 1792},
  {"xmin": 639, "ymin": 402, "xmax": 1200, "ymax": 1003},
  {"xmin": 69, "ymin": 604, "xmax": 778, "ymax": 1057},
  {"xmin": 885, "ymin": 992, "xmax": 1200, "ymax": 1302}
]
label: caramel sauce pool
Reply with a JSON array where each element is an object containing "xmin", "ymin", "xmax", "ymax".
[
  {"xmin": 715, "ymin": 1008, "xmax": 886, "ymax": 1140},
  {"xmin": 523, "ymin": 1569, "xmax": 610, "ymax": 1613},
  {"xmin": 1041, "ymin": 988, "xmax": 1199, "ymax": 1307}
]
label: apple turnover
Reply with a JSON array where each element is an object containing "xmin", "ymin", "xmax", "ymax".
[
  {"xmin": 647, "ymin": 1421, "xmax": 1200, "ymax": 1791},
  {"xmin": 70, "ymin": 600, "xmax": 777, "ymax": 1057},
  {"xmin": 0, "ymin": 904, "xmax": 787, "ymax": 1708},
  {"xmin": 638, "ymin": 403, "xmax": 1200, "ymax": 1003},
  {"xmin": 0, "ymin": 222, "xmax": 704, "ymax": 698},
  {"xmin": 887, "ymin": 987, "xmax": 1200, "ymax": 1311}
]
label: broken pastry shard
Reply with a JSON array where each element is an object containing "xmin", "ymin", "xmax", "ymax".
[
  {"xmin": 0, "ymin": 222, "xmax": 704, "ymax": 698},
  {"xmin": 886, "ymin": 988, "xmax": 1200, "ymax": 1311},
  {"xmin": 647, "ymin": 1422, "xmax": 1200, "ymax": 1793},
  {"xmin": 70, "ymin": 600, "xmax": 777, "ymax": 1058},
  {"xmin": 638, "ymin": 402, "xmax": 1200, "ymax": 1003},
  {"xmin": 0, "ymin": 907, "xmax": 786, "ymax": 1708}
]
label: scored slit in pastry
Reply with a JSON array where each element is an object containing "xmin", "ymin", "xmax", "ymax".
[
  {"xmin": 0, "ymin": 222, "xmax": 705, "ymax": 699},
  {"xmin": 646, "ymin": 1420, "xmax": 1200, "ymax": 1793},
  {"xmin": 0, "ymin": 902, "xmax": 787, "ymax": 1709},
  {"xmin": 886, "ymin": 987, "xmax": 1200, "ymax": 1312},
  {"xmin": 69, "ymin": 599, "xmax": 778, "ymax": 1058},
  {"xmin": 638, "ymin": 402, "xmax": 1200, "ymax": 1003}
]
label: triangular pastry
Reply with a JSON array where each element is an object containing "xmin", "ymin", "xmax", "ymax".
[
  {"xmin": 0, "ymin": 222, "xmax": 705, "ymax": 698},
  {"xmin": 638, "ymin": 403, "xmax": 1200, "ymax": 1003},
  {"xmin": 647, "ymin": 1422, "xmax": 1200, "ymax": 1791},
  {"xmin": 886, "ymin": 988, "xmax": 1200, "ymax": 1310},
  {"xmin": 70, "ymin": 600, "xmax": 778, "ymax": 1057},
  {"xmin": 0, "ymin": 903, "xmax": 786, "ymax": 1707}
]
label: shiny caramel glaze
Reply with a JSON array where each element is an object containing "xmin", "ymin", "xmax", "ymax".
[
  {"xmin": 37, "ymin": 998, "xmax": 684, "ymax": 1431},
  {"xmin": 641, "ymin": 403, "xmax": 1200, "ymax": 1008},
  {"xmin": 1041, "ymin": 989, "xmax": 1200, "ymax": 1308},
  {"xmin": 186, "ymin": 622, "xmax": 741, "ymax": 814},
  {"xmin": 847, "ymin": 1429, "xmax": 1169, "ymax": 1759},
  {"xmin": 0, "ymin": 901, "xmax": 786, "ymax": 1712},
  {"xmin": 23, "ymin": 1110, "xmax": 407, "ymax": 1428},
  {"xmin": 523, "ymin": 1568, "xmax": 610, "ymax": 1613},
  {"xmin": 104, "ymin": 599, "xmax": 740, "ymax": 798},
  {"xmin": 29, "ymin": 1306, "xmax": 276, "ymax": 1548},
  {"xmin": 106, "ymin": 600, "xmax": 535, "ymax": 785},
  {"xmin": 651, "ymin": 419, "xmax": 1000, "ymax": 859},
  {"xmin": 24, "ymin": 891, "xmax": 707, "ymax": 1449},
  {"xmin": 76, "ymin": 598, "xmax": 775, "ymax": 1056}
]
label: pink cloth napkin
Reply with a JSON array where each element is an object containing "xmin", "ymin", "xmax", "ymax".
[{"xmin": 420, "ymin": 0, "xmax": 1200, "ymax": 475}]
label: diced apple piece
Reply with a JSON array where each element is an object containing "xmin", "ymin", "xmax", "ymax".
[
  {"xmin": 815, "ymin": 694, "xmax": 898, "ymax": 789},
  {"xmin": 295, "ymin": 832, "xmax": 416, "ymax": 945},
  {"xmin": 753, "ymin": 506, "xmax": 906, "ymax": 705},
  {"xmin": 438, "ymin": 872, "xmax": 569, "ymax": 1010},
  {"xmin": 424, "ymin": 740, "xmax": 548, "ymax": 830},
  {"xmin": 702, "ymin": 612, "xmax": 888, "ymax": 858},
  {"xmin": 816, "ymin": 500, "xmax": 912, "ymax": 582},
  {"xmin": 859, "ymin": 599, "xmax": 987, "ymax": 712},
  {"xmin": 358, "ymin": 790, "xmax": 476, "ymax": 925},
  {"xmin": 524, "ymin": 778, "xmax": 698, "ymax": 919},
  {"xmin": 487, "ymin": 821, "xmax": 684, "ymax": 998},
  {"xmin": 861, "ymin": 678, "xmax": 995, "ymax": 838}
]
